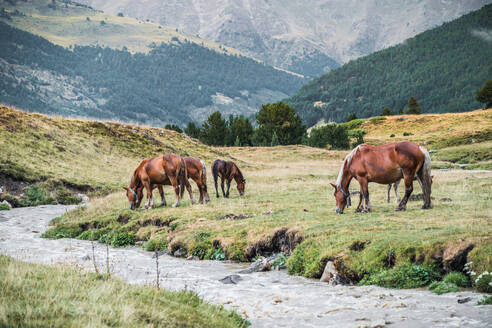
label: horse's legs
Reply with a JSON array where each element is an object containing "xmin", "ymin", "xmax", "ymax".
[
  {"xmin": 417, "ymin": 168, "xmax": 432, "ymax": 209},
  {"xmin": 214, "ymin": 175, "xmax": 219, "ymax": 198},
  {"xmin": 157, "ymin": 185, "xmax": 166, "ymax": 207},
  {"xmin": 396, "ymin": 170, "xmax": 415, "ymax": 211},
  {"xmin": 185, "ymin": 179, "xmax": 195, "ymax": 205},
  {"xmin": 143, "ymin": 180, "xmax": 153, "ymax": 209},
  {"xmin": 394, "ymin": 180, "xmax": 401, "ymax": 203},
  {"xmin": 361, "ymin": 180, "xmax": 371, "ymax": 212},
  {"xmin": 225, "ymin": 178, "xmax": 232, "ymax": 198},
  {"xmin": 220, "ymin": 176, "xmax": 226, "ymax": 197},
  {"xmin": 355, "ymin": 191, "xmax": 364, "ymax": 212},
  {"xmin": 196, "ymin": 180, "xmax": 204, "ymax": 204},
  {"xmin": 169, "ymin": 176, "xmax": 180, "ymax": 207},
  {"xmin": 387, "ymin": 184, "xmax": 391, "ymax": 203}
]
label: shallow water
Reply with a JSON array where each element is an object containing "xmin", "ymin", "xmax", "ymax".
[{"xmin": 0, "ymin": 205, "xmax": 491, "ymax": 327}]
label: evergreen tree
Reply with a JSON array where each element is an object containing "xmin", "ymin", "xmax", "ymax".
[
  {"xmin": 307, "ymin": 124, "xmax": 350, "ymax": 149},
  {"xmin": 164, "ymin": 124, "xmax": 182, "ymax": 133},
  {"xmin": 381, "ymin": 107, "xmax": 393, "ymax": 116},
  {"xmin": 346, "ymin": 113, "xmax": 358, "ymax": 122},
  {"xmin": 201, "ymin": 111, "xmax": 227, "ymax": 146},
  {"xmin": 184, "ymin": 122, "xmax": 201, "ymax": 139},
  {"xmin": 234, "ymin": 135, "xmax": 241, "ymax": 146},
  {"xmin": 270, "ymin": 131, "xmax": 279, "ymax": 146},
  {"xmin": 406, "ymin": 97, "xmax": 421, "ymax": 115},
  {"xmin": 476, "ymin": 80, "xmax": 492, "ymax": 108},
  {"xmin": 255, "ymin": 102, "xmax": 306, "ymax": 145}
]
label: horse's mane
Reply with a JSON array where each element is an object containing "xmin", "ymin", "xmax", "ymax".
[
  {"xmin": 232, "ymin": 162, "xmax": 244, "ymax": 181},
  {"xmin": 336, "ymin": 146, "xmax": 359, "ymax": 186}
]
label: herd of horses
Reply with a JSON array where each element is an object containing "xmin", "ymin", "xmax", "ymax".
[{"xmin": 125, "ymin": 141, "xmax": 432, "ymax": 213}]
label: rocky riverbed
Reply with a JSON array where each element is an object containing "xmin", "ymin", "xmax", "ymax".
[{"xmin": 0, "ymin": 205, "xmax": 491, "ymax": 327}]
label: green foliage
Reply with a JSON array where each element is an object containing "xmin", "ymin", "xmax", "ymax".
[
  {"xmin": 184, "ymin": 122, "xmax": 201, "ymax": 139},
  {"xmin": 21, "ymin": 185, "xmax": 56, "ymax": 206},
  {"xmin": 476, "ymin": 79, "xmax": 492, "ymax": 108},
  {"xmin": 143, "ymin": 238, "xmax": 167, "ymax": 251},
  {"xmin": 77, "ymin": 229, "xmax": 108, "ymax": 241},
  {"xmin": 254, "ymin": 102, "xmax": 306, "ymax": 146},
  {"xmin": 346, "ymin": 113, "xmax": 358, "ymax": 122},
  {"xmin": 42, "ymin": 224, "xmax": 83, "ymax": 239},
  {"xmin": 339, "ymin": 118, "xmax": 365, "ymax": 130},
  {"xmin": 442, "ymin": 272, "xmax": 470, "ymax": 287},
  {"xmin": 403, "ymin": 132, "xmax": 413, "ymax": 136},
  {"xmin": 201, "ymin": 111, "xmax": 228, "ymax": 146},
  {"xmin": 228, "ymin": 115, "xmax": 254, "ymax": 146},
  {"xmin": 307, "ymin": 124, "xmax": 350, "ymax": 149},
  {"xmin": 287, "ymin": 240, "xmax": 324, "ymax": 278},
  {"xmin": 406, "ymin": 97, "xmax": 421, "ymax": 115},
  {"xmin": 55, "ymin": 187, "xmax": 82, "ymax": 205},
  {"xmin": 109, "ymin": 231, "xmax": 136, "ymax": 247},
  {"xmin": 287, "ymin": 5, "xmax": 492, "ymax": 125},
  {"xmin": 473, "ymin": 271, "xmax": 492, "ymax": 293},
  {"xmin": 270, "ymin": 131, "xmax": 279, "ymax": 146},
  {"xmin": 164, "ymin": 124, "xmax": 183, "ymax": 133},
  {"xmin": 0, "ymin": 203, "xmax": 10, "ymax": 211},
  {"xmin": 270, "ymin": 254, "xmax": 287, "ymax": 268},
  {"xmin": 428, "ymin": 281, "xmax": 460, "ymax": 295},
  {"xmin": 210, "ymin": 247, "xmax": 226, "ymax": 261},
  {"xmin": 390, "ymin": 134, "xmax": 395, "ymax": 137},
  {"xmin": 477, "ymin": 295, "xmax": 492, "ymax": 305},
  {"xmin": 0, "ymin": 22, "xmax": 303, "ymax": 126},
  {"xmin": 359, "ymin": 263, "xmax": 441, "ymax": 289},
  {"xmin": 381, "ymin": 107, "xmax": 393, "ymax": 116}
]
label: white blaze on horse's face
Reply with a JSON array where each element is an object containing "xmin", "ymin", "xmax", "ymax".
[{"xmin": 237, "ymin": 179, "xmax": 246, "ymax": 196}]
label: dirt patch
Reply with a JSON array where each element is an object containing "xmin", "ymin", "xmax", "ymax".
[
  {"xmin": 0, "ymin": 174, "xmax": 29, "ymax": 195},
  {"xmin": 245, "ymin": 227, "xmax": 304, "ymax": 260},
  {"xmin": 140, "ymin": 217, "xmax": 175, "ymax": 227},
  {"xmin": 442, "ymin": 241, "xmax": 474, "ymax": 272},
  {"xmin": 218, "ymin": 213, "xmax": 252, "ymax": 220},
  {"xmin": 349, "ymin": 240, "xmax": 370, "ymax": 251}
]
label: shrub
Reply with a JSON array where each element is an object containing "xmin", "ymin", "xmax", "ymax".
[
  {"xmin": 429, "ymin": 281, "xmax": 460, "ymax": 295},
  {"xmin": 270, "ymin": 254, "xmax": 287, "ymax": 268},
  {"xmin": 477, "ymin": 295, "xmax": 492, "ymax": 305},
  {"xmin": 55, "ymin": 187, "xmax": 82, "ymax": 205},
  {"xmin": 42, "ymin": 224, "xmax": 83, "ymax": 239},
  {"xmin": 143, "ymin": 238, "xmax": 167, "ymax": 251},
  {"xmin": 110, "ymin": 232, "xmax": 136, "ymax": 247},
  {"xmin": 0, "ymin": 203, "xmax": 10, "ymax": 211},
  {"xmin": 390, "ymin": 134, "xmax": 395, "ymax": 137},
  {"xmin": 287, "ymin": 240, "xmax": 323, "ymax": 278},
  {"xmin": 359, "ymin": 263, "xmax": 441, "ymax": 289},
  {"xmin": 402, "ymin": 132, "xmax": 413, "ymax": 136},
  {"xmin": 473, "ymin": 271, "xmax": 492, "ymax": 293},
  {"xmin": 21, "ymin": 185, "xmax": 56, "ymax": 206},
  {"xmin": 442, "ymin": 272, "xmax": 470, "ymax": 287},
  {"xmin": 77, "ymin": 229, "xmax": 109, "ymax": 241},
  {"xmin": 307, "ymin": 124, "xmax": 350, "ymax": 149}
]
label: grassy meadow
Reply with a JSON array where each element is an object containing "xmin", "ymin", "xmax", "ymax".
[
  {"xmin": 0, "ymin": 255, "xmax": 248, "ymax": 327},
  {"xmin": 2, "ymin": 106, "xmax": 491, "ymax": 290}
]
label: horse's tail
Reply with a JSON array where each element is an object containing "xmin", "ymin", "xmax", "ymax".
[
  {"xmin": 200, "ymin": 160, "xmax": 208, "ymax": 192},
  {"xmin": 417, "ymin": 146, "xmax": 432, "ymax": 208},
  {"xmin": 212, "ymin": 161, "xmax": 219, "ymax": 184},
  {"xmin": 179, "ymin": 157, "xmax": 187, "ymax": 199}
]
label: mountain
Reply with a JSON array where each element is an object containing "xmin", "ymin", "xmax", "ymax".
[
  {"xmin": 0, "ymin": 0, "xmax": 304, "ymax": 126},
  {"xmin": 286, "ymin": 4, "xmax": 492, "ymax": 126},
  {"xmin": 78, "ymin": 0, "xmax": 491, "ymax": 78}
]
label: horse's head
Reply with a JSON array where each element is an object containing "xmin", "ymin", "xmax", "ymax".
[
  {"xmin": 331, "ymin": 183, "xmax": 350, "ymax": 214},
  {"xmin": 237, "ymin": 179, "xmax": 246, "ymax": 196},
  {"xmin": 124, "ymin": 187, "xmax": 141, "ymax": 210}
]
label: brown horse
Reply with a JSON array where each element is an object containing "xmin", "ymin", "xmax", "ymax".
[
  {"xmin": 331, "ymin": 141, "xmax": 432, "ymax": 214},
  {"xmin": 387, "ymin": 175, "xmax": 433, "ymax": 203},
  {"xmin": 212, "ymin": 160, "xmax": 245, "ymax": 198},
  {"xmin": 124, "ymin": 154, "xmax": 186, "ymax": 210},
  {"xmin": 179, "ymin": 156, "xmax": 210, "ymax": 204}
]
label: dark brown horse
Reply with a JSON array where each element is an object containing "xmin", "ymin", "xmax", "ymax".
[
  {"xmin": 331, "ymin": 141, "xmax": 432, "ymax": 214},
  {"xmin": 180, "ymin": 156, "xmax": 210, "ymax": 204},
  {"xmin": 212, "ymin": 160, "xmax": 245, "ymax": 198},
  {"xmin": 124, "ymin": 154, "xmax": 186, "ymax": 210}
]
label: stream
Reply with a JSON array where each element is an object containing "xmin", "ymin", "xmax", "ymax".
[{"xmin": 0, "ymin": 205, "xmax": 491, "ymax": 327}]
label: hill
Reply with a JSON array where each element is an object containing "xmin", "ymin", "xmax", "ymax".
[
  {"xmin": 0, "ymin": 106, "xmax": 234, "ymax": 202},
  {"xmin": 0, "ymin": 0, "xmax": 305, "ymax": 126},
  {"xmin": 287, "ymin": 4, "xmax": 492, "ymax": 126},
  {"xmin": 78, "ymin": 0, "xmax": 490, "ymax": 77}
]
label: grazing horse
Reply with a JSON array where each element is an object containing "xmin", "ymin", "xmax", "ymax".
[
  {"xmin": 331, "ymin": 141, "xmax": 432, "ymax": 214},
  {"xmin": 179, "ymin": 156, "xmax": 210, "ymax": 204},
  {"xmin": 212, "ymin": 160, "xmax": 245, "ymax": 198},
  {"xmin": 124, "ymin": 154, "xmax": 186, "ymax": 210}
]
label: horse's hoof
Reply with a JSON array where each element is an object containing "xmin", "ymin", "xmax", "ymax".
[
  {"xmin": 421, "ymin": 205, "xmax": 431, "ymax": 209},
  {"xmin": 395, "ymin": 207, "xmax": 406, "ymax": 212},
  {"xmin": 355, "ymin": 208, "xmax": 362, "ymax": 213},
  {"xmin": 172, "ymin": 203, "xmax": 179, "ymax": 208}
]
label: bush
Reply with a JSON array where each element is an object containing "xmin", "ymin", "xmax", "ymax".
[
  {"xmin": 307, "ymin": 124, "xmax": 350, "ymax": 149},
  {"xmin": 429, "ymin": 281, "xmax": 460, "ymax": 295},
  {"xmin": 77, "ymin": 229, "xmax": 109, "ymax": 241},
  {"xmin": 442, "ymin": 272, "xmax": 470, "ymax": 287},
  {"xmin": 21, "ymin": 185, "xmax": 56, "ymax": 206},
  {"xmin": 477, "ymin": 295, "xmax": 492, "ymax": 305},
  {"xmin": 402, "ymin": 132, "xmax": 413, "ymax": 136},
  {"xmin": 390, "ymin": 134, "xmax": 395, "ymax": 137},
  {"xmin": 55, "ymin": 187, "xmax": 82, "ymax": 205},
  {"xmin": 473, "ymin": 271, "xmax": 492, "ymax": 293},
  {"xmin": 143, "ymin": 238, "xmax": 167, "ymax": 251},
  {"xmin": 0, "ymin": 203, "xmax": 10, "ymax": 211},
  {"xmin": 42, "ymin": 224, "xmax": 83, "ymax": 239},
  {"xmin": 287, "ymin": 240, "xmax": 323, "ymax": 278},
  {"xmin": 109, "ymin": 232, "xmax": 136, "ymax": 247},
  {"xmin": 359, "ymin": 263, "xmax": 441, "ymax": 289}
]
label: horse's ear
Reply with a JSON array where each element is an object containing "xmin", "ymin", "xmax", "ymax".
[{"xmin": 330, "ymin": 183, "xmax": 337, "ymax": 189}]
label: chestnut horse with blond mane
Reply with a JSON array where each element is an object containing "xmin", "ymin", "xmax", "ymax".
[
  {"xmin": 124, "ymin": 154, "xmax": 186, "ymax": 210},
  {"xmin": 331, "ymin": 141, "xmax": 432, "ymax": 214},
  {"xmin": 212, "ymin": 160, "xmax": 245, "ymax": 198},
  {"xmin": 179, "ymin": 156, "xmax": 210, "ymax": 204}
]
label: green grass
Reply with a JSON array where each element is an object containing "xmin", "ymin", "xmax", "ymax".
[
  {"xmin": 0, "ymin": 255, "xmax": 248, "ymax": 328},
  {"xmin": 477, "ymin": 295, "xmax": 492, "ymax": 305}
]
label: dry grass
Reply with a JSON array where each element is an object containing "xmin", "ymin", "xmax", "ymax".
[{"xmin": 0, "ymin": 255, "xmax": 248, "ymax": 328}]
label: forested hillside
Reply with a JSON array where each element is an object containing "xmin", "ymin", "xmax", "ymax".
[{"xmin": 287, "ymin": 4, "xmax": 492, "ymax": 126}]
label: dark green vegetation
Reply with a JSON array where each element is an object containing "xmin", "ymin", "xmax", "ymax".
[
  {"xmin": 428, "ymin": 272, "xmax": 471, "ymax": 295},
  {"xmin": 478, "ymin": 295, "xmax": 492, "ymax": 305},
  {"xmin": 287, "ymin": 4, "xmax": 492, "ymax": 125},
  {"xmin": 0, "ymin": 21, "xmax": 303, "ymax": 126},
  {"xmin": 0, "ymin": 255, "xmax": 248, "ymax": 328},
  {"xmin": 476, "ymin": 79, "xmax": 492, "ymax": 108}
]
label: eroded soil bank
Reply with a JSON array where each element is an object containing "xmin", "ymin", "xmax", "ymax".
[{"xmin": 0, "ymin": 205, "xmax": 490, "ymax": 328}]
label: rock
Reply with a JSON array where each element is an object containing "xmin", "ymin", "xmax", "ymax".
[
  {"xmin": 239, "ymin": 257, "xmax": 271, "ymax": 273},
  {"xmin": 1, "ymin": 200, "xmax": 12, "ymax": 208},
  {"xmin": 443, "ymin": 242, "xmax": 474, "ymax": 272},
  {"xmin": 457, "ymin": 297, "xmax": 472, "ymax": 304},
  {"xmin": 76, "ymin": 193, "xmax": 89, "ymax": 203},
  {"xmin": 152, "ymin": 250, "xmax": 171, "ymax": 258},
  {"xmin": 320, "ymin": 260, "xmax": 351, "ymax": 285},
  {"xmin": 173, "ymin": 248, "xmax": 187, "ymax": 257},
  {"xmin": 186, "ymin": 255, "xmax": 199, "ymax": 261},
  {"xmin": 439, "ymin": 198, "xmax": 453, "ymax": 202},
  {"xmin": 135, "ymin": 241, "xmax": 144, "ymax": 246},
  {"xmin": 219, "ymin": 274, "xmax": 242, "ymax": 284}
]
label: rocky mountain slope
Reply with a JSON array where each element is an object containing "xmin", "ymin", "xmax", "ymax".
[{"xmin": 79, "ymin": 0, "xmax": 491, "ymax": 77}]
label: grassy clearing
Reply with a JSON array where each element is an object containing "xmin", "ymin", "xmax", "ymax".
[
  {"xmin": 0, "ymin": 106, "xmax": 229, "ymax": 196},
  {"xmin": 48, "ymin": 145, "xmax": 492, "ymax": 289},
  {"xmin": 0, "ymin": 0, "xmax": 240, "ymax": 55},
  {"xmin": 0, "ymin": 255, "xmax": 248, "ymax": 327}
]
